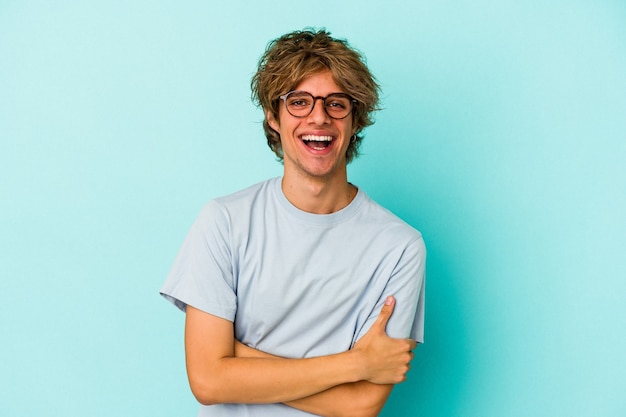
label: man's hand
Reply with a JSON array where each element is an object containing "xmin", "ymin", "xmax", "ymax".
[{"xmin": 351, "ymin": 296, "xmax": 417, "ymax": 384}]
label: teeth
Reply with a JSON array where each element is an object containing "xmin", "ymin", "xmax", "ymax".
[{"xmin": 301, "ymin": 135, "xmax": 333, "ymax": 142}]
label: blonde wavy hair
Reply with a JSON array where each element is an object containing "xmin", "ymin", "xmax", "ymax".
[{"xmin": 251, "ymin": 29, "xmax": 380, "ymax": 163}]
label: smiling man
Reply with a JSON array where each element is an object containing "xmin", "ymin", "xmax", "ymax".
[{"xmin": 160, "ymin": 29, "xmax": 426, "ymax": 417}]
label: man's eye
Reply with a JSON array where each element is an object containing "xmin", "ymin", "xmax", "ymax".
[
  {"xmin": 327, "ymin": 101, "xmax": 347, "ymax": 109},
  {"xmin": 288, "ymin": 98, "xmax": 311, "ymax": 107}
]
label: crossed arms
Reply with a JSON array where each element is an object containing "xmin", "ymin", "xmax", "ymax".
[{"xmin": 184, "ymin": 296, "xmax": 417, "ymax": 417}]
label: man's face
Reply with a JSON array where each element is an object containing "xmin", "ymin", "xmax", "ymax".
[{"xmin": 267, "ymin": 70, "xmax": 355, "ymax": 182}]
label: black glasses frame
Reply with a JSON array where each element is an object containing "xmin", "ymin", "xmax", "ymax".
[{"xmin": 278, "ymin": 91, "xmax": 357, "ymax": 119}]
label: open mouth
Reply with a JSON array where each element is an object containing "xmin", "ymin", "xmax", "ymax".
[{"xmin": 301, "ymin": 134, "xmax": 333, "ymax": 150}]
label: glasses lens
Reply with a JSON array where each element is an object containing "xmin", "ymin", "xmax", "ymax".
[
  {"xmin": 324, "ymin": 94, "xmax": 352, "ymax": 119},
  {"xmin": 285, "ymin": 92, "xmax": 314, "ymax": 117}
]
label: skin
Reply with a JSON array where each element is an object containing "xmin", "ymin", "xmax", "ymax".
[
  {"xmin": 184, "ymin": 70, "xmax": 417, "ymax": 417},
  {"xmin": 267, "ymin": 70, "xmax": 357, "ymax": 215},
  {"xmin": 186, "ymin": 297, "xmax": 416, "ymax": 417},
  {"xmin": 235, "ymin": 297, "xmax": 417, "ymax": 417}
]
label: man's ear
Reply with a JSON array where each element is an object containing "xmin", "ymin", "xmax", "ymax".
[{"xmin": 266, "ymin": 110, "xmax": 279, "ymax": 132}]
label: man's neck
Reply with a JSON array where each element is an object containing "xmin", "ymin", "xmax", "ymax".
[{"xmin": 281, "ymin": 173, "xmax": 357, "ymax": 215}]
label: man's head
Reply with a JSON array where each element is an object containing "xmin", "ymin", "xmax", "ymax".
[{"xmin": 251, "ymin": 29, "xmax": 380, "ymax": 163}]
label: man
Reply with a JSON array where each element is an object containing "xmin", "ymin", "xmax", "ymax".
[{"xmin": 160, "ymin": 29, "xmax": 426, "ymax": 417}]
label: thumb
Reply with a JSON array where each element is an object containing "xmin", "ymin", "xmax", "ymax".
[{"xmin": 373, "ymin": 296, "xmax": 395, "ymax": 332}]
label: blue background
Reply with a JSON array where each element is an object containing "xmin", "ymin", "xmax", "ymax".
[{"xmin": 1, "ymin": 1, "xmax": 625, "ymax": 416}]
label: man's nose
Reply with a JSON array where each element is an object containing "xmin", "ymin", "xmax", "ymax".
[{"xmin": 307, "ymin": 98, "xmax": 330, "ymax": 124}]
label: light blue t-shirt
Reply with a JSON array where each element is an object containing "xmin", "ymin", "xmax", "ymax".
[{"xmin": 161, "ymin": 177, "xmax": 426, "ymax": 416}]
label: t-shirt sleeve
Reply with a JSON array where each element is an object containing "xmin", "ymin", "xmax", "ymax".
[
  {"xmin": 356, "ymin": 236, "xmax": 426, "ymax": 344},
  {"xmin": 159, "ymin": 201, "xmax": 237, "ymax": 322}
]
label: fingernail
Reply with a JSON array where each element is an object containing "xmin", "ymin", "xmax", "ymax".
[{"xmin": 385, "ymin": 296, "xmax": 394, "ymax": 305}]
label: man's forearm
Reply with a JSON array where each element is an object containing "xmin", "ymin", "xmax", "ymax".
[
  {"xmin": 189, "ymin": 342, "xmax": 365, "ymax": 405},
  {"xmin": 190, "ymin": 297, "xmax": 414, "ymax": 408},
  {"xmin": 210, "ymin": 356, "xmax": 364, "ymax": 404},
  {"xmin": 285, "ymin": 380, "xmax": 393, "ymax": 417},
  {"xmin": 186, "ymin": 305, "xmax": 370, "ymax": 406},
  {"xmin": 235, "ymin": 342, "xmax": 393, "ymax": 417}
]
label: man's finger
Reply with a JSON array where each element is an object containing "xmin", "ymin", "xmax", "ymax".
[{"xmin": 374, "ymin": 296, "xmax": 395, "ymax": 330}]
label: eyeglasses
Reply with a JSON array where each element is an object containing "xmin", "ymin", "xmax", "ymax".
[{"xmin": 279, "ymin": 91, "xmax": 356, "ymax": 119}]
